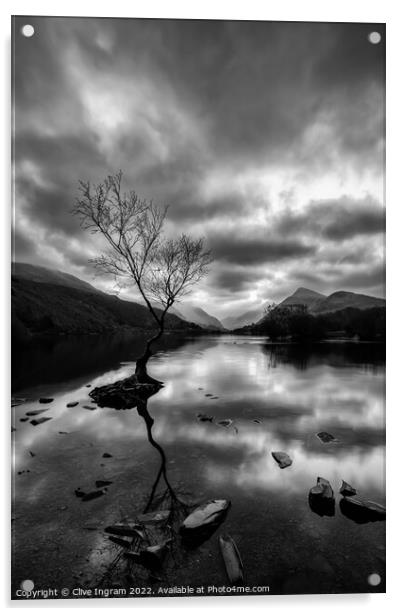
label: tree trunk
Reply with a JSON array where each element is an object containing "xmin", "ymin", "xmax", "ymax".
[{"xmin": 135, "ymin": 326, "xmax": 165, "ymax": 384}]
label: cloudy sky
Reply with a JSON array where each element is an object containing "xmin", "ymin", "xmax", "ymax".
[{"xmin": 13, "ymin": 17, "xmax": 385, "ymax": 319}]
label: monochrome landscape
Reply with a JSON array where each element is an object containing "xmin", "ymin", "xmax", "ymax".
[{"xmin": 12, "ymin": 17, "xmax": 385, "ymax": 598}]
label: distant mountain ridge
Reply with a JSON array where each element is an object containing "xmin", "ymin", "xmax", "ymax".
[
  {"xmin": 222, "ymin": 308, "xmax": 264, "ymax": 330},
  {"xmin": 280, "ymin": 287, "xmax": 385, "ymax": 314},
  {"xmin": 225, "ymin": 287, "xmax": 385, "ymax": 331},
  {"xmin": 172, "ymin": 303, "xmax": 225, "ymax": 331}
]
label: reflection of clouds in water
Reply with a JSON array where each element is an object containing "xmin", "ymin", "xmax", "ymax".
[
  {"xmin": 205, "ymin": 443, "xmax": 385, "ymax": 496},
  {"xmin": 150, "ymin": 416, "xmax": 384, "ymax": 495},
  {"xmin": 13, "ymin": 337, "xmax": 384, "ymax": 502}
]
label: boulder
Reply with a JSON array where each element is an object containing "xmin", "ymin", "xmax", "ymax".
[
  {"xmin": 340, "ymin": 480, "xmax": 357, "ymax": 496},
  {"xmin": 271, "ymin": 451, "xmax": 293, "ymax": 469},
  {"xmin": 340, "ymin": 496, "xmax": 385, "ymax": 523},
  {"xmin": 308, "ymin": 477, "xmax": 335, "ymax": 517}
]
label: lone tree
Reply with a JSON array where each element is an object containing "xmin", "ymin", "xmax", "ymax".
[{"xmin": 73, "ymin": 171, "xmax": 212, "ymax": 383}]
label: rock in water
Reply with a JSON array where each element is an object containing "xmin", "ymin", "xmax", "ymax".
[
  {"xmin": 30, "ymin": 417, "xmax": 52, "ymax": 426},
  {"xmin": 81, "ymin": 489, "xmax": 107, "ymax": 502},
  {"xmin": 219, "ymin": 534, "xmax": 244, "ymax": 584},
  {"xmin": 39, "ymin": 398, "xmax": 54, "ymax": 404},
  {"xmin": 271, "ymin": 451, "xmax": 293, "ymax": 469},
  {"xmin": 340, "ymin": 480, "xmax": 357, "ymax": 496},
  {"xmin": 66, "ymin": 401, "xmax": 79, "ymax": 408},
  {"xmin": 216, "ymin": 419, "xmax": 233, "ymax": 428},
  {"xmin": 197, "ymin": 413, "xmax": 214, "ymax": 422},
  {"xmin": 89, "ymin": 375, "xmax": 160, "ymax": 410},
  {"xmin": 95, "ymin": 480, "xmax": 113, "ymax": 488},
  {"xmin": 26, "ymin": 409, "xmax": 48, "ymax": 416},
  {"xmin": 340, "ymin": 496, "xmax": 385, "ymax": 523},
  {"xmin": 125, "ymin": 541, "xmax": 171, "ymax": 570},
  {"xmin": 310, "ymin": 477, "xmax": 334, "ymax": 499},
  {"xmin": 105, "ymin": 523, "xmax": 145, "ymax": 539},
  {"xmin": 136, "ymin": 510, "xmax": 170, "ymax": 525},
  {"xmin": 316, "ymin": 431, "xmax": 337, "ymax": 444},
  {"xmin": 108, "ymin": 536, "xmax": 131, "ymax": 549},
  {"xmin": 180, "ymin": 499, "xmax": 230, "ymax": 533},
  {"xmin": 308, "ymin": 477, "xmax": 335, "ymax": 517}
]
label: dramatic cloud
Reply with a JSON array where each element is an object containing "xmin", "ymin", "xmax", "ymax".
[{"xmin": 13, "ymin": 17, "xmax": 385, "ymax": 317}]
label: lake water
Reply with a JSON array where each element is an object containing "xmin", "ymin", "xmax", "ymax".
[{"xmin": 12, "ymin": 334, "xmax": 385, "ymax": 596}]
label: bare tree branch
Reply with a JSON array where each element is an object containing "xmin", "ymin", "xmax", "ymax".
[{"xmin": 72, "ymin": 172, "xmax": 213, "ymax": 364}]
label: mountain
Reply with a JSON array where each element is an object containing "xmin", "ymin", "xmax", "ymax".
[
  {"xmin": 310, "ymin": 291, "xmax": 385, "ymax": 314},
  {"xmin": 280, "ymin": 287, "xmax": 326, "ymax": 309},
  {"xmin": 12, "ymin": 263, "xmax": 201, "ymax": 341},
  {"xmin": 173, "ymin": 303, "xmax": 225, "ymax": 331},
  {"xmin": 229, "ymin": 287, "xmax": 385, "ymax": 332},
  {"xmin": 12, "ymin": 262, "xmax": 103, "ymax": 295},
  {"xmin": 279, "ymin": 287, "xmax": 384, "ymax": 314},
  {"xmin": 222, "ymin": 307, "xmax": 265, "ymax": 330}
]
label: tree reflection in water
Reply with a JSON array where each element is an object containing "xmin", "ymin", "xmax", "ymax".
[{"xmin": 97, "ymin": 392, "xmax": 195, "ymax": 589}]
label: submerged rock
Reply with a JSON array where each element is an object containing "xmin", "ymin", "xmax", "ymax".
[
  {"xmin": 26, "ymin": 409, "xmax": 48, "ymax": 416},
  {"xmin": 89, "ymin": 375, "xmax": 160, "ymax": 410},
  {"xmin": 316, "ymin": 431, "xmax": 338, "ymax": 444},
  {"xmin": 83, "ymin": 405, "xmax": 96, "ymax": 410},
  {"xmin": 219, "ymin": 534, "xmax": 244, "ymax": 584},
  {"xmin": 102, "ymin": 452, "xmax": 113, "ymax": 458},
  {"xmin": 271, "ymin": 451, "xmax": 293, "ymax": 469},
  {"xmin": 181, "ymin": 499, "xmax": 230, "ymax": 534},
  {"xmin": 30, "ymin": 417, "xmax": 52, "ymax": 426},
  {"xmin": 308, "ymin": 477, "xmax": 335, "ymax": 517},
  {"xmin": 108, "ymin": 535, "xmax": 131, "ymax": 549},
  {"xmin": 81, "ymin": 489, "xmax": 107, "ymax": 502},
  {"xmin": 105, "ymin": 523, "xmax": 144, "ymax": 539},
  {"xmin": 340, "ymin": 480, "xmax": 357, "ymax": 496},
  {"xmin": 340, "ymin": 496, "xmax": 385, "ymax": 523},
  {"xmin": 216, "ymin": 419, "xmax": 233, "ymax": 428},
  {"xmin": 125, "ymin": 540, "xmax": 171, "ymax": 570},
  {"xmin": 66, "ymin": 401, "xmax": 79, "ymax": 408},
  {"xmin": 39, "ymin": 397, "xmax": 54, "ymax": 404},
  {"xmin": 136, "ymin": 510, "xmax": 170, "ymax": 525},
  {"xmin": 197, "ymin": 413, "xmax": 214, "ymax": 422},
  {"xmin": 95, "ymin": 480, "xmax": 113, "ymax": 488}
]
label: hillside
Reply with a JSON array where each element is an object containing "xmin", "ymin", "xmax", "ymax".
[
  {"xmin": 280, "ymin": 287, "xmax": 326, "ymax": 309},
  {"xmin": 12, "ymin": 262, "xmax": 103, "ymax": 295},
  {"xmin": 222, "ymin": 307, "xmax": 264, "ymax": 330},
  {"xmin": 310, "ymin": 291, "xmax": 385, "ymax": 314},
  {"xmin": 173, "ymin": 303, "xmax": 225, "ymax": 331},
  {"xmin": 12, "ymin": 263, "xmax": 201, "ymax": 341}
]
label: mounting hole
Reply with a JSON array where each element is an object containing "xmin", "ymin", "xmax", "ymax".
[
  {"xmin": 20, "ymin": 579, "xmax": 34, "ymax": 591},
  {"xmin": 367, "ymin": 573, "xmax": 381, "ymax": 586},
  {"xmin": 368, "ymin": 31, "xmax": 381, "ymax": 45},
  {"xmin": 21, "ymin": 24, "xmax": 35, "ymax": 38}
]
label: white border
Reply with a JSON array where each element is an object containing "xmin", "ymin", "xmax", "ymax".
[{"xmin": 2, "ymin": 1, "xmax": 402, "ymax": 614}]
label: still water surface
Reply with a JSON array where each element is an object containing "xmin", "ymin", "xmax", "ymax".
[{"xmin": 12, "ymin": 334, "xmax": 385, "ymax": 595}]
